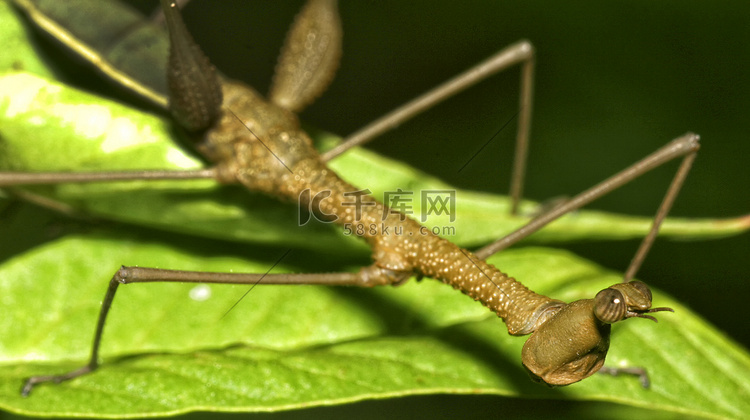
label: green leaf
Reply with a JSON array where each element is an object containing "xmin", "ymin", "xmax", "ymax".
[
  {"xmin": 1, "ymin": 232, "xmax": 748, "ymax": 418},
  {"xmin": 0, "ymin": 0, "xmax": 51, "ymax": 78},
  {"xmin": 1, "ymin": 1, "xmax": 749, "ymax": 419}
]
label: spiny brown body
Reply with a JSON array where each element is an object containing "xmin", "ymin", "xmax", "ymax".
[{"xmin": 203, "ymin": 81, "xmax": 560, "ymax": 336}]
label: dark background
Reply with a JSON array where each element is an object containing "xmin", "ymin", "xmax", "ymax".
[{"xmin": 4, "ymin": 1, "xmax": 748, "ymax": 419}]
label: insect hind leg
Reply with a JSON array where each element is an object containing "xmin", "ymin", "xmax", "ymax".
[{"xmin": 321, "ymin": 41, "xmax": 536, "ymax": 216}]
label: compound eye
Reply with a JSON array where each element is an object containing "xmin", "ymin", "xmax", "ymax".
[
  {"xmin": 594, "ymin": 288, "xmax": 626, "ymax": 323},
  {"xmin": 628, "ymin": 280, "xmax": 653, "ymax": 303}
]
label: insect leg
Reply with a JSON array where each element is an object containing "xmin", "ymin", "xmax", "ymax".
[
  {"xmin": 320, "ymin": 40, "xmax": 535, "ymax": 215},
  {"xmin": 0, "ymin": 167, "xmax": 237, "ymax": 220},
  {"xmin": 476, "ymin": 133, "xmax": 700, "ymax": 263},
  {"xmin": 622, "ymin": 148, "xmax": 697, "ymax": 282},
  {"xmin": 597, "ymin": 366, "xmax": 650, "ymax": 389},
  {"xmin": 20, "ymin": 264, "xmax": 397, "ymax": 396},
  {"xmin": 0, "ymin": 168, "xmax": 220, "ymax": 186}
]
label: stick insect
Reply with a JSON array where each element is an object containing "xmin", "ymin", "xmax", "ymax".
[{"xmin": 1, "ymin": 0, "xmax": 748, "ymax": 408}]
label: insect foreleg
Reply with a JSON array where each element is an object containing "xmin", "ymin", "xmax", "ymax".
[
  {"xmin": 597, "ymin": 366, "xmax": 650, "ymax": 388},
  {"xmin": 476, "ymin": 132, "xmax": 700, "ymax": 275}
]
